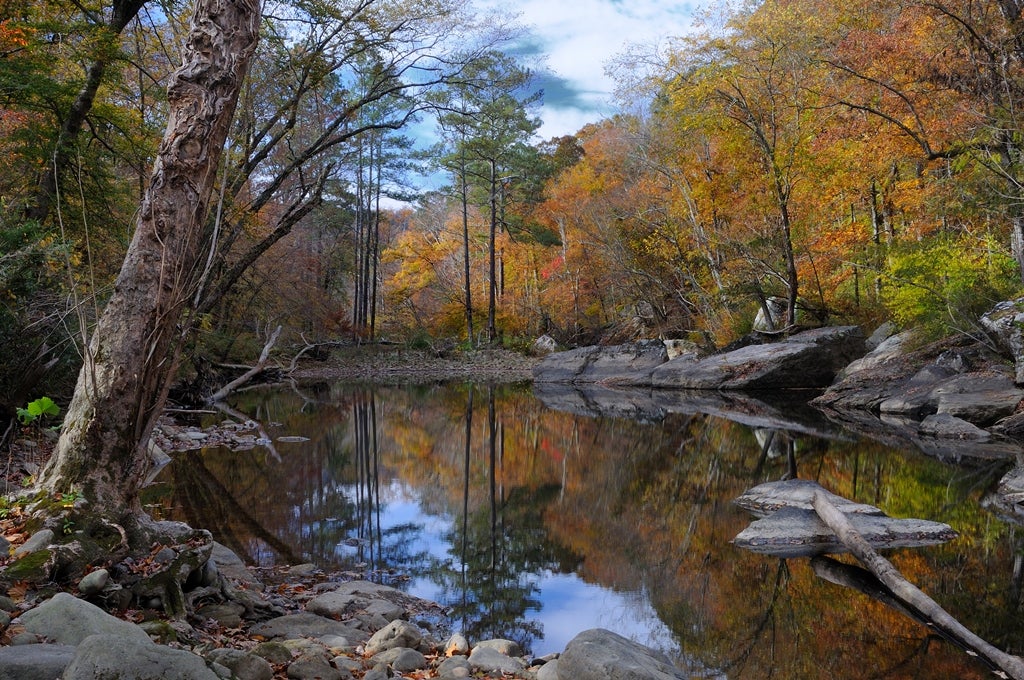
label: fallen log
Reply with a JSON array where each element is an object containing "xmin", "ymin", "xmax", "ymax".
[
  {"xmin": 812, "ymin": 490, "xmax": 1024, "ymax": 680},
  {"xmin": 207, "ymin": 325, "xmax": 282, "ymax": 403}
]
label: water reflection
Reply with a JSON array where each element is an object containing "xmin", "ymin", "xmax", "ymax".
[{"xmin": 150, "ymin": 382, "xmax": 1024, "ymax": 677}]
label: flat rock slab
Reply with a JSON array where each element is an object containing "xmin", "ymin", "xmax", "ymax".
[
  {"xmin": 650, "ymin": 326, "xmax": 865, "ymax": 390},
  {"xmin": 733, "ymin": 506, "xmax": 957, "ymax": 558},
  {"xmin": 733, "ymin": 479, "xmax": 882, "ymax": 518},
  {"xmin": 532, "ymin": 340, "xmax": 669, "ymax": 384},
  {"xmin": 248, "ymin": 612, "xmax": 367, "ymax": 644}
]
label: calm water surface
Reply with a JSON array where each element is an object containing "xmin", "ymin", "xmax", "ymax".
[{"xmin": 152, "ymin": 381, "xmax": 1024, "ymax": 678}]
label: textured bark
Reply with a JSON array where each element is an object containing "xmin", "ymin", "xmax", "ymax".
[{"xmin": 36, "ymin": 0, "xmax": 261, "ymax": 515}]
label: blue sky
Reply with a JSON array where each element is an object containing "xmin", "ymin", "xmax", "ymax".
[{"xmin": 492, "ymin": 0, "xmax": 698, "ymax": 139}]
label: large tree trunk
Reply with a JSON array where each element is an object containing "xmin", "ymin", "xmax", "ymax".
[{"xmin": 36, "ymin": 0, "xmax": 261, "ymax": 518}]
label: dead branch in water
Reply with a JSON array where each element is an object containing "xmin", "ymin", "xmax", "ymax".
[
  {"xmin": 812, "ymin": 490, "xmax": 1024, "ymax": 680},
  {"xmin": 207, "ymin": 325, "xmax": 282, "ymax": 403}
]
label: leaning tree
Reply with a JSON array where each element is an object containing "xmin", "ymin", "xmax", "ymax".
[{"xmin": 31, "ymin": 0, "xmax": 260, "ymax": 538}]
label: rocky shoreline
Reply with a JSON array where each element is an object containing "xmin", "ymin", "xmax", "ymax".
[{"xmin": 0, "ymin": 538, "xmax": 679, "ymax": 679}]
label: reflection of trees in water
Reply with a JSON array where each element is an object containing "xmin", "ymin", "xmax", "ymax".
[
  {"xmin": 344, "ymin": 391, "xmax": 434, "ymax": 584},
  {"xmin": 427, "ymin": 386, "xmax": 576, "ymax": 655},
  {"xmin": 169, "ymin": 450, "xmax": 302, "ymax": 564}
]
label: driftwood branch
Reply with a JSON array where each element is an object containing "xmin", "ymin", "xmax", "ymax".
[
  {"xmin": 812, "ymin": 490, "xmax": 1024, "ymax": 680},
  {"xmin": 207, "ymin": 325, "xmax": 281, "ymax": 403}
]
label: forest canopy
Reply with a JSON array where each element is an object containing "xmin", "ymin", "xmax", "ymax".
[{"xmin": 3, "ymin": 0, "xmax": 1024, "ymax": 417}]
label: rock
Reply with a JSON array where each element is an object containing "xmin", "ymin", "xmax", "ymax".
[
  {"xmin": 196, "ymin": 602, "xmax": 246, "ymax": 628},
  {"xmin": 19, "ymin": 592, "xmax": 151, "ymax": 646},
  {"xmin": 13, "ymin": 528, "xmax": 54, "ymax": 558},
  {"xmin": 444, "ymin": 633, "xmax": 470, "ymax": 656},
  {"xmin": 651, "ymin": 326, "xmax": 866, "ymax": 390},
  {"xmin": 286, "ymin": 654, "xmax": 344, "ymax": 680},
  {"xmin": 752, "ymin": 296, "xmax": 788, "ymax": 331},
  {"xmin": 837, "ymin": 328, "xmax": 909, "ymax": 379},
  {"xmin": 532, "ymin": 340, "xmax": 669, "ymax": 384},
  {"xmin": 205, "ymin": 648, "xmax": 274, "ymax": 680},
  {"xmin": 0, "ymin": 643, "xmax": 76, "ymax": 680},
  {"xmin": 371, "ymin": 646, "xmax": 427, "ymax": 671},
  {"xmin": 531, "ymin": 334, "xmax": 559, "ymax": 356},
  {"xmin": 364, "ymin": 620, "xmax": 424, "ymax": 656},
  {"xmin": 467, "ymin": 645, "xmax": 525, "ymax": 674},
  {"xmin": 733, "ymin": 479, "xmax": 882, "ymax": 518},
  {"xmin": 919, "ymin": 413, "xmax": 992, "ymax": 440},
  {"xmin": 473, "ymin": 638, "xmax": 523, "ymax": 657},
  {"xmin": 210, "ymin": 542, "xmax": 262, "ymax": 589},
  {"xmin": 253, "ymin": 641, "xmax": 293, "ymax": 665},
  {"xmin": 663, "ymin": 338, "xmax": 701, "ymax": 361},
  {"xmin": 981, "ymin": 298, "xmax": 1024, "ymax": 383},
  {"xmin": 77, "ymin": 568, "xmax": 109, "ymax": 597},
  {"xmin": 535, "ymin": 657, "xmax": 559, "ymax": 680},
  {"xmin": 249, "ymin": 612, "xmax": 366, "ymax": 644},
  {"xmin": 436, "ymin": 655, "xmax": 472, "ymax": 679},
  {"xmin": 732, "ymin": 506, "xmax": 958, "ymax": 558},
  {"xmin": 63, "ymin": 633, "xmax": 218, "ymax": 680},
  {"xmin": 558, "ymin": 628, "xmax": 687, "ymax": 679}
]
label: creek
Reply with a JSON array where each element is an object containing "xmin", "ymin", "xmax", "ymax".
[{"xmin": 151, "ymin": 381, "xmax": 1024, "ymax": 678}]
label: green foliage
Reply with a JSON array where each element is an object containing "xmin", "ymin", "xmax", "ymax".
[
  {"xmin": 882, "ymin": 235, "xmax": 1020, "ymax": 339},
  {"xmin": 16, "ymin": 396, "xmax": 60, "ymax": 426}
]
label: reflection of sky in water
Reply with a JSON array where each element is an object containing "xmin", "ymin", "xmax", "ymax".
[{"xmin": 330, "ymin": 478, "xmax": 680, "ymax": 658}]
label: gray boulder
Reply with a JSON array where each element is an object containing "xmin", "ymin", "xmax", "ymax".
[
  {"xmin": 19, "ymin": 592, "xmax": 150, "ymax": 646},
  {"xmin": 981, "ymin": 298, "xmax": 1024, "ymax": 384},
  {"xmin": 467, "ymin": 645, "xmax": 526, "ymax": 674},
  {"xmin": 651, "ymin": 326, "xmax": 866, "ymax": 390},
  {"xmin": 557, "ymin": 628, "xmax": 686, "ymax": 679},
  {"xmin": 0, "ymin": 643, "xmax": 75, "ymax": 680},
  {"xmin": 532, "ymin": 340, "xmax": 669, "ymax": 384},
  {"xmin": 363, "ymin": 620, "xmax": 425, "ymax": 655},
  {"xmin": 204, "ymin": 648, "xmax": 273, "ymax": 680},
  {"xmin": 63, "ymin": 634, "xmax": 218, "ymax": 680}
]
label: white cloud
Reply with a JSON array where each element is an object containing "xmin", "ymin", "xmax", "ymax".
[{"xmin": 490, "ymin": 0, "xmax": 698, "ymax": 138}]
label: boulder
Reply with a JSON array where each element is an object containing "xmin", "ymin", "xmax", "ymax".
[
  {"xmin": 467, "ymin": 645, "xmax": 525, "ymax": 674},
  {"xmin": 752, "ymin": 296, "xmax": 788, "ymax": 331},
  {"xmin": 18, "ymin": 592, "xmax": 151, "ymax": 646},
  {"xmin": 532, "ymin": 340, "xmax": 669, "ymax": 384},
  {"xmin": 557, "ymin": 628, "xmax": 687, "ymax": 679},
  {"xmin": 981, "ymin": 298, "xmax": 1024, "ymax": 384},
  {"xmin": 63, "ymin": 634, "xmax": 218, "ymax": 680},
  {"xmin": 363, "ymin": 620, "xmax": 426, "ymax": 656},
  {"xmin": 531, "ymin": 335, "xmax": 559, "ymax": 356},
  {"xmin": 204, "ymin": 648, "xmax": 274, "ymax": 680},
  {"xmin": 651, "ymin": 326, "xmax": 866, "ymax": 390},
  {"xmin": 0, "ymin": 643, "xmax": 75, "ymax": 680}
]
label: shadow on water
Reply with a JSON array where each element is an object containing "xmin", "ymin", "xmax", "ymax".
[{"xmin": 149, "ymin": 381, "xmax": 1024, "ymax": 677}]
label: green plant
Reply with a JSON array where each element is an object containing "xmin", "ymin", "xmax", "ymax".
[
  {"xmin": 16, "ymin": 396, "xmax": 60, "ymax": 426},
  {"xmin": 882, "ymin": 235, "xmax": 1020, "ymax": 340}
]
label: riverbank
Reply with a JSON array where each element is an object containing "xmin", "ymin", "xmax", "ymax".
[{"xmin": 290, "ymin": 346, "xmax": 540, "ymax": 384}]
